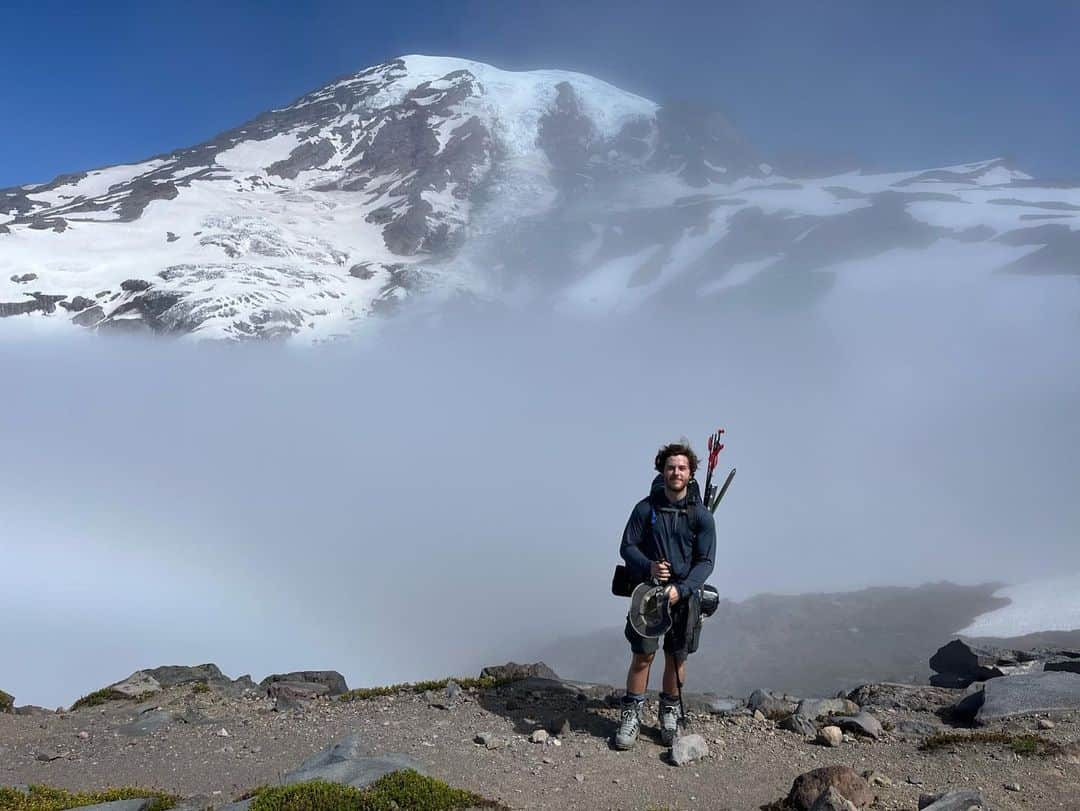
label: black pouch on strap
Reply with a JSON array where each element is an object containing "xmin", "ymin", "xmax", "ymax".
[
  {"xmin": 685, "ymin": 590, "xmax": 704, "ymax": 654},
  {"xmin": 611, "ymin": 564, "xmax": 639, "ymax": 597}
]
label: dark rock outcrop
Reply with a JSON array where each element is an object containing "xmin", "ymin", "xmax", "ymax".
[
  {"xmin": 480, "ymin": 662, "xmax": 560, "ymax": 682},
  {"xmin": 261, "ymin": 670, "xmax": 348, "ymax": 696}
]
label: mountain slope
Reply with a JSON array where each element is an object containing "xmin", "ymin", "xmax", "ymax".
[{"xmin": 2, "ymin": 54, "xmax": 1078, "ymax": 341}]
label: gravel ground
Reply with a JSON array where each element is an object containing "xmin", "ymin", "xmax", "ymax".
[{"xmin": 1, "ymin": 683, "xmax": 1078, "ymax": 810}]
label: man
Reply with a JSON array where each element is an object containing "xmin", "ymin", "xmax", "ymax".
[{"xmin": 614, "ymin": 441, "xmax": 716, "ymax": 749}]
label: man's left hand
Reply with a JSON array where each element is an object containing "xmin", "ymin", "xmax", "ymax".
[{"xmin": 667, "ymin": 586, "xmax": 680, "ymax": 606}]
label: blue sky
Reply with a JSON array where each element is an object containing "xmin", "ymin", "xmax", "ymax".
[{"xmin": 2, "ymin": 0, "xmax": 1077, "ymax": 188}]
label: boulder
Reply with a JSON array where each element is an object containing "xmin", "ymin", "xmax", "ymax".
[
  {"xmin": 846, "ymin": 682, "xmax": 958, "ymax": 712},
  {"xmin": 787, "ymin": 766, "xmax": 873, "ymax": 810},
  {"xmin": 930, "ymin": 639, "xmax": 1042, "ymax": 686},
  {"xmin": 480, "ymin": 662, "xmax": 559, "ymax": 682},
  {"xmin": 670, "ymin": 734, "xmax": 709, "ymax": 766},
  {"xmin": 120, "ymin": 279, "xmax": 152, "ymax": 293},
  {"xmin": 748, "ymin": 688, "xmax": 799, "ymax": 719},
  {"xmin": 283, "ymin": 733, "xmax": 422, "ymax": 788},
  {"xmin": 268, "ymin": 680, "xmax": 328, "ymax": 711},
  {"xmin": 108, "ymin": 672, "xmax": 162, "ymax": 699},
  {"xmin": 260, "ymin": 670, "xmax": 348, "ymax": 696},
  {"xmin": 0, "ymin": 689, "xmax": 12, "ymax": 713},
  {"xmin": 139, "ymin": 664, "xmax": 230, "ymax": 688},
  {"xmin": 810, "ymin": 787, "xmax": 858, "ymax": 811},
  {"xmin": 72, "ymin": 305, "xmax": 105, "ymax": 327},
  {"xmin": 949, "ymin": 671, "xmax": 1080, "ymax": 724},
  {"xmin": 824, "ymin": 711, "xmax": 883, "ymax": 740},
  {"xmin": 1045, "ymin": 660, "xmax": 1080, "ymax": 675},
  {"xmin": 779, "ymin": 714, "xmax": 818, "ymax": 737},
  {"xmin": 816, "ymin": 726, "xmax": 843, "ymax": 747},
  {"xmin": 13, "ymin": 705, "xmax": 53, "ymax": 717},
  {"xmin": 796, "ymin": 698, "xmax": 860, "ymax": 719},
  {"xmin": 918, "ymin": 789, "xmax": 989, "ymax": 810}
]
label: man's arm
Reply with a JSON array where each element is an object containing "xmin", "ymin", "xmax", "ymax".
[
  {"xmin": 678, "ymin": 507, "xmax": 716, "ymax": 599},
  {"xmin": 619, "ymin": 502, "xmax": 654, "ymax": 581}
]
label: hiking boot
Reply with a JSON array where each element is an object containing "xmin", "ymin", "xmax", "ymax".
[
  {"xmin": 613, "ymin": 701, "xmax": 644, "ymax": 749},
  {"xmin": 659, "ymin": 697, "xmax": 682, "ymax": 745}
]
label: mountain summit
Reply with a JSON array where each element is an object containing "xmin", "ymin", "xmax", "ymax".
[{"xmin": 1, "ymin": 55, "xmax": 1077, "ymax": 341}]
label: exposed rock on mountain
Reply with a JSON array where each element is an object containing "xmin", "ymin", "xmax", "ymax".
[{"xmin": 2, "ymin": 55, "xmax": 1078, "ymax": 341}]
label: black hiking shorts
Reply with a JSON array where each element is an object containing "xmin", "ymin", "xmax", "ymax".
[{"xmin": 624, "ymin": 598, "xmax": 700, "ymax": 661}]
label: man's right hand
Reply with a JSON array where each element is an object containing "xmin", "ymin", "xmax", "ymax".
[{"xmin": 650, "ymin": 561, "xmax": 671, "ymax": 582}]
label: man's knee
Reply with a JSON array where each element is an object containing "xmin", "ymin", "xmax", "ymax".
[{"xmin": 632, "ymin": 652, "xmax": 655, "ymax": 667}]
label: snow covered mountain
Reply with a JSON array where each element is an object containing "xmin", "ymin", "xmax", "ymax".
[{"xmin": 2, "ymin": 54, "xmax": 1078, "ymax": 341}]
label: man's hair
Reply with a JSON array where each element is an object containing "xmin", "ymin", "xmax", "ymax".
[{"xmin": 654, "ymin": 440, "xmax": 699, "ymax": 476}]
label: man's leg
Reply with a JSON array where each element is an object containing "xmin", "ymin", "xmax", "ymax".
[
  {"xmin": 626, "ymin": 652, "xmax": 654, "ymax": 695},
  {"xmin": 661, "ymin": 652, "xmax": 686, "ymax": 696},
  {"xmin": 616, "ymin": 620, "xmax": 657, "ymax": 750}
]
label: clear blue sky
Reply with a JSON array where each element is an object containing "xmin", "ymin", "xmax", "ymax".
[{"xmin": 2, "ymin": 0, "xmax": 1077, "ymax": 188}]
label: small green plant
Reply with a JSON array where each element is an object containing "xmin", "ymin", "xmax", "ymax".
[
  {"xmin": 70, "ymin": 688, "xmax": 139, "ymax": 711},
  {"xmin": 0, "ymin": 689, "xmax": 13, "ymax": 713},
  {"xmin": 920, "ymin": 730, "xmax": 1061, "ymax": 757},
  {"xmin": 247, "ymin": 773, "xmax": 503, "ymax": 811},
  {"xmin": 0, "ymin": 785, "xmax": 177, "ymax": 811},
  {"xmin": 191, "ymin": 682, "xmax": 210, "ymax": 694},
  {"xmin": 340, "ymin": 675, "xmax": 513, "ymax": 702}
]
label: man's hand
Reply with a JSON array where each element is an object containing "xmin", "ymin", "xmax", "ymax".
[
  {"xmin": 667, "ymin": 586, "xmax": 680, "ymax": 606},
  {"xmin": 650, "ymin": 561, "xmax": 671, "ymax": 582}
]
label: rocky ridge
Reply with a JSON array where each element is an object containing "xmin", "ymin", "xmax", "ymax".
[{"xmin": 3, "ymin": 648, "xmax": 1080, "ymax": 810}]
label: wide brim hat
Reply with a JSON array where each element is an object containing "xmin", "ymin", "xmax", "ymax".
[{"xmin": 628, "ymin": 582, "xmax": 673, "ymax": 638}]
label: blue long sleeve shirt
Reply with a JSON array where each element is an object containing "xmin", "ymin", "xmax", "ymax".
[{"xmin": 619, "ymin": 482, "xmax": 716, "ymax": 600}]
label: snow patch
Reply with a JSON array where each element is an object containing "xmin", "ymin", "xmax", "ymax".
[{"xmin": 959, "ymin": 573, "xmax": 1080, "ymax": 637}]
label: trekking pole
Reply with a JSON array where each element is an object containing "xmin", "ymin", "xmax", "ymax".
[
  {"xmin": 709, "ymin": 467, "xmax": 736, "ymax": 513},
  {"xmin": 703, "ymin": 429, "xmax": 724, "ymax": 506}
]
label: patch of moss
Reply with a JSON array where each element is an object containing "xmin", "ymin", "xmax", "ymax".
[
  {"xmin": 339, "ymin": 675, "xmax": 513, "ymax": 702},
  {"xmin": 0, "ymin": 689, "xmax": 13, "ymax": 713},
  {"xmin": 191, "ymin": 682, "xmax": 210, "ymax": 694},
  {"xmin": 248, "ymin": 773, "xmax": 504, "ymax": 811},
  {"xmin": 920, "ymin": 730, "xmax": 1062, "ymax": 757},
  {"xmin": 0, "ymin": 784, "xmax": 177, "ymax": 811},
  {"xmin": 70, "ymin": 688, "xmax": 137, "ymax": 711}
]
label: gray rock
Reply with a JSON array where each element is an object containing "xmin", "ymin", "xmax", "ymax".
[
  {"xmin": 892, "ymin": 719, "xmax": 943, "ymax": 737},
  {"xmin": 779, "ymin": 714, "xmax": 818, "ymax": 737},
  {"xmin": 669, "ymin": 733, "xmax": 709, "ymax": 766},
  {"xmin": 796, "ymin": 697, "xmax": 861, "ymax": 719},
  {"xmin": 1045, "ymin": 660, "xmax": 1080, "ymax": 675},
  {"xmin": 260, "ymin": 670, "xmax": 348, "ymax": 696},
  {"xmin": 810, "ymin": 787, "xmax": 858, "ymax": 811},
  {"xmin": 529, "ymin": 729, "xmax": 549, "ymax": 744},
  {"xmin": 121, "ymin": 279, "xmax": 152, "ymax": 293},
  {"xmin": 918, "ymin": 789, "xmax": 988, "ymax": 810},
  {"xmin": 217, "ymin": 800, "xmax": 252, "ymax": 811},
  {"xmin": 825, "ymin": 711, "xmax": 883, "ymax": 740},
  {"xmin": 108, "ymin": 672, "xmax": 162, "ymax": 699},
  {"xmin": 546, "ymin": 716, "xmax": 571, "ymax": 736},
  {"xmin": 72, "ymin": 305, "xmax": 105, "ymax": 327},
  {"xmin": 117, "ymin": 709, "xmax": 175, "ymax": 736},
  {"xmin": 283, "ymin": 733, "xmax": 422, "ymax": 788},
  {"xmin": 1038, "ymin": 718, "xmax": 1055, "ymax": 730},
  {"xmin": 816, "ymin": 726, "xmax": 843, "ymax": 747},
  {"xmin": 950, "ymin": 671, "xmax": 1080, "ymax": 724},
  {"xmin": 474, "ymin": 732, "xmax": 504, "ymax": 750},
  {"xmin": 748, "ymin": 688, "xmax": 798, "ymax": 719},
  {"xmin": 70, "ymin": 801, "xmax": 156, "ymax": 811},
  {"xmin": 139, "ymin": 664, "xmax": 231, "ymax": 688}
]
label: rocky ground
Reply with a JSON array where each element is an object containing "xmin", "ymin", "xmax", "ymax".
[{"xmin": 2, "ymin": 662, "xmax": 1080, "ymax": 811}]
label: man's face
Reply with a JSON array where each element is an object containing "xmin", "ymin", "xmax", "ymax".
[{"xmin": 663, "ymin": 455, "xmax": 692, "ymax": 493}]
